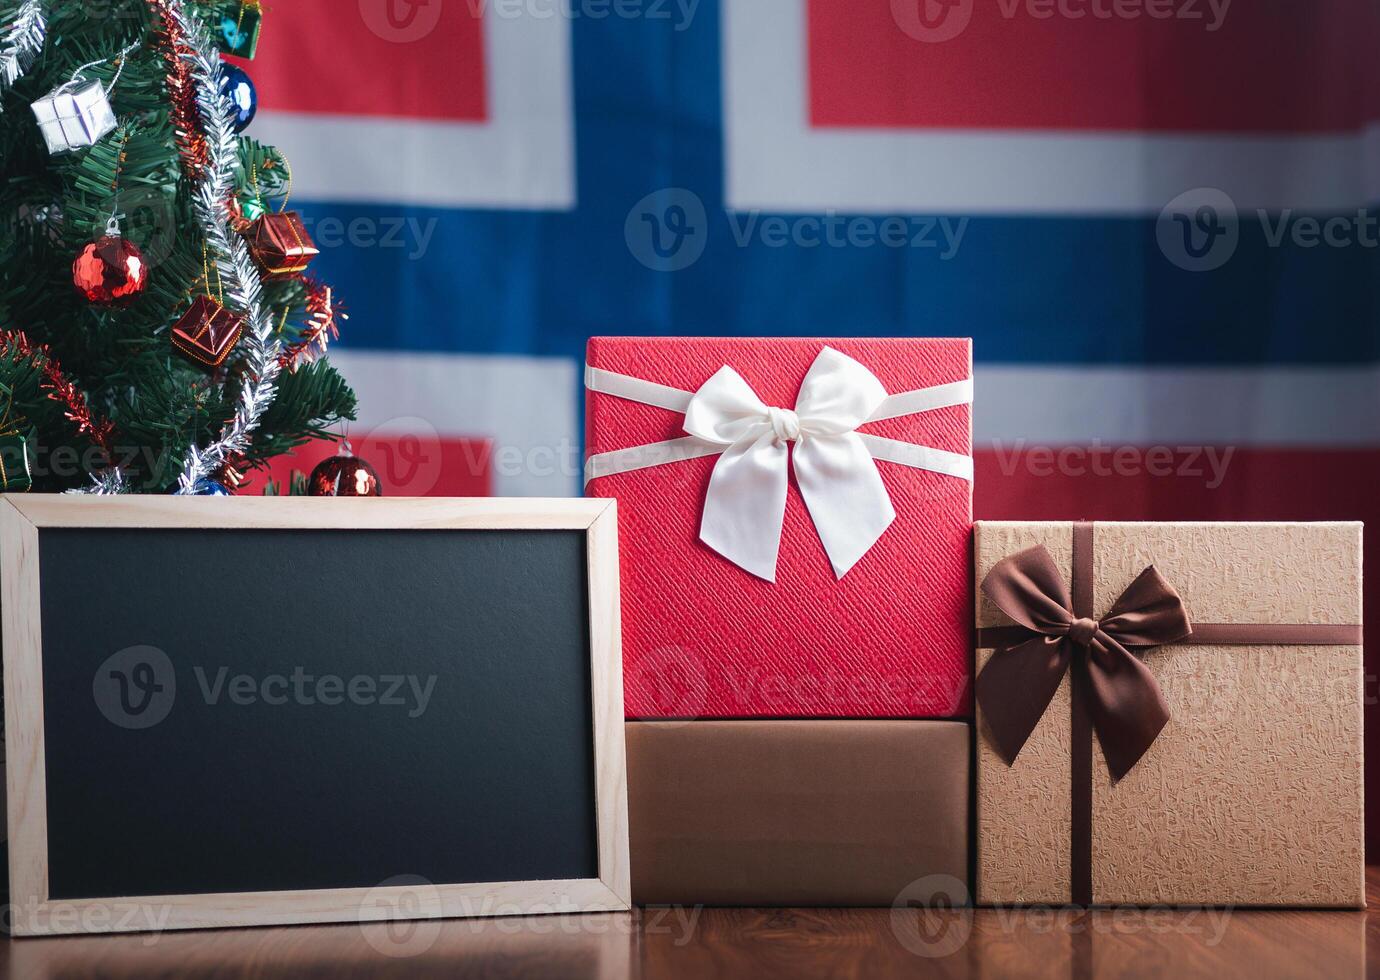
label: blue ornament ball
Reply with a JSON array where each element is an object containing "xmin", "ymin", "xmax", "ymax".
[
  {"xmin": 194, "ymin": 480, "xmax": 233, "ymax": 496},
  {"xmin": 219, "ymin": 63, "xmax": 257, "ymax": 133}
]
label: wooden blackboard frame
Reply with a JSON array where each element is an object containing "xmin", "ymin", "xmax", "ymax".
[{"xmin": 0, "ymin": 495, "xmax": 629, "ymax": 936}]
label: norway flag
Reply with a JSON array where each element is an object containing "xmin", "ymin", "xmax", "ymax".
[{"xmin": 249, "ymin": 0, "xmax": 1377, "ymax": 842}]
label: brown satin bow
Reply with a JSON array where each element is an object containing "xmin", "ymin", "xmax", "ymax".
[{"xmin": 976, "ymin": 544, "xmax": 1192, "ymax": 780}]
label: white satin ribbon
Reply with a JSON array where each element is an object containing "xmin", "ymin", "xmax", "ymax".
[{"xmin": 585, "ymin": 347, "xmax": 973, "ymax": 582}]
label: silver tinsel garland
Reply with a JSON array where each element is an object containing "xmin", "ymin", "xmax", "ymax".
[
  {"xmin": 0, "ymin": 0, "xmax": 45, "ymax": 101},
  {"xmin": 81, "ymin": 0, "xmax": 282, "ymax": 495},
  {"xmin": 166, "ymin": 0, "xmax": 281, "ymax": 494}
]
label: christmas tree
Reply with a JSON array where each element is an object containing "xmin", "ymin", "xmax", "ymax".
[{"xmin": 0, "ymin": 0, "xmax": 358, "ymax": 494}]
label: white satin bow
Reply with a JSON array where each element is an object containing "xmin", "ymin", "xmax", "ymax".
[{"xmin": 683, "ymin": 347, "xmax": 895, "ymax": 582}]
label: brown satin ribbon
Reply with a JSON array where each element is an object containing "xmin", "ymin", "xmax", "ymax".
[
  {"xmin": 977, "ymin": 621, "xmax": 1363, "ymax": 650},
  {"xmin": 1069, "ymin": 521, "xmax": 1094, "ymax": 908},
  {"xmin": 975, "ymin": 520, "xmax": 1362, "ymax": 906}
]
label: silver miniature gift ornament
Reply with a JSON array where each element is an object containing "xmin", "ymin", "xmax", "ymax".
[{"xmin": 31, "ymin": 80, "xmax": 117, "ymax": 155}]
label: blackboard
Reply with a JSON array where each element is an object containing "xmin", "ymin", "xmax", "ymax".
[{"xmin": 1, "ymin": 497, "xmax": 628, "ymax": 936}]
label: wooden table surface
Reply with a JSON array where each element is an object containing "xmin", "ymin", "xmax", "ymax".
[{"xmin": 4, "ymin": 869, "xmax": 1377, "ymax": 979}]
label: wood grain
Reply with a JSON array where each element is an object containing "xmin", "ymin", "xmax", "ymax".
[
  {"xmin": 588, "ymin": 502, "xmax": 631, "ymax": 907},
  {"xmin": 5, "ymin": 868, "xmax": 1377, "ymax": 978},
  {"xmin": 5, "ymin": 495, "xmax": 607, "ymax": 530},
  {"xmin": 0, "ymin": 499, "xmax": 47, "ymax": 915}
]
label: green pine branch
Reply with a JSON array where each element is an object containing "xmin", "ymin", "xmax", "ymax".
[{"xmin": 0, "ymin": 0, "xmax": 359, "ymax": 494}]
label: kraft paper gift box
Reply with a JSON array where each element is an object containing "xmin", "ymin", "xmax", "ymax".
[
  {"xmin": 627, "ymin": 720, "xmax": 970, "ymax": 906},
  {"xmin": 974, "ymin": 521, "xmax": 1364, "ymax": 907},
  {"xmin": 585, "ymin": 337, "xmax": 973, "ymax": 718}
]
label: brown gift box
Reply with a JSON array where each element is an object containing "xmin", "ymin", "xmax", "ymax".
[
  {"xmin": 627, "ymin": 721, "xmax": 969, "ymax": 906},
  {"xmin": 975, "ymin": 521, "xmax": 1364, "ymax": 908}
]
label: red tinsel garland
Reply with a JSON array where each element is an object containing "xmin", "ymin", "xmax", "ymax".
[
  {"xmin": 217, "ymin": 279, "xmax": 346, "ymax": 488},
  {"xmin": 0, "ymin": 331, "xmax": 118, "ymax": 462},
  {"xmin": 145, "ymin": 0, "xmax": 209, "ymax": 180},
  {"xmin": 277, "ymin": 277, "xmax": 345, "ymax": 371}
]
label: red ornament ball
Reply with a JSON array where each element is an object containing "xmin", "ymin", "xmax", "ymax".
[
  {"xmin": 307, "ymin": 453, "xmax": 382, "ymax": 497},
  {"xmin": 72, "ymin": 234, "xmax": 148, "ymax": 305}
]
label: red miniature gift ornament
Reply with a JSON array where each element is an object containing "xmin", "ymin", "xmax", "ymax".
[
  {"xmin": 171, "ymin": 295, "xmax": 246, "ymax": 368},
  {"xmin": 585, "ymin": 337, "xmax": 974, "ymax": 719},
  {"xmin": 243, "ymin": 211, "xmax": 318, "ymax": 280}
]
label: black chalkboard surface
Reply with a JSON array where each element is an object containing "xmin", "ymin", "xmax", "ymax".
[{"xmin": 0, "ymin": 497, "xmax": 628, "ymax": 936}]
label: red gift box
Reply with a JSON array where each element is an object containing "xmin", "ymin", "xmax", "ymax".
[
  {"xmin": 171, "ymin": 296, "xmax": 245, "ymax": 368},
  {"xmin": 585, "ymin": 337, "xmax": 973, "ymax": 718},
  {"xmin": 243, "ymin": 212, "xmax": 318, "ymax": 280}
]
